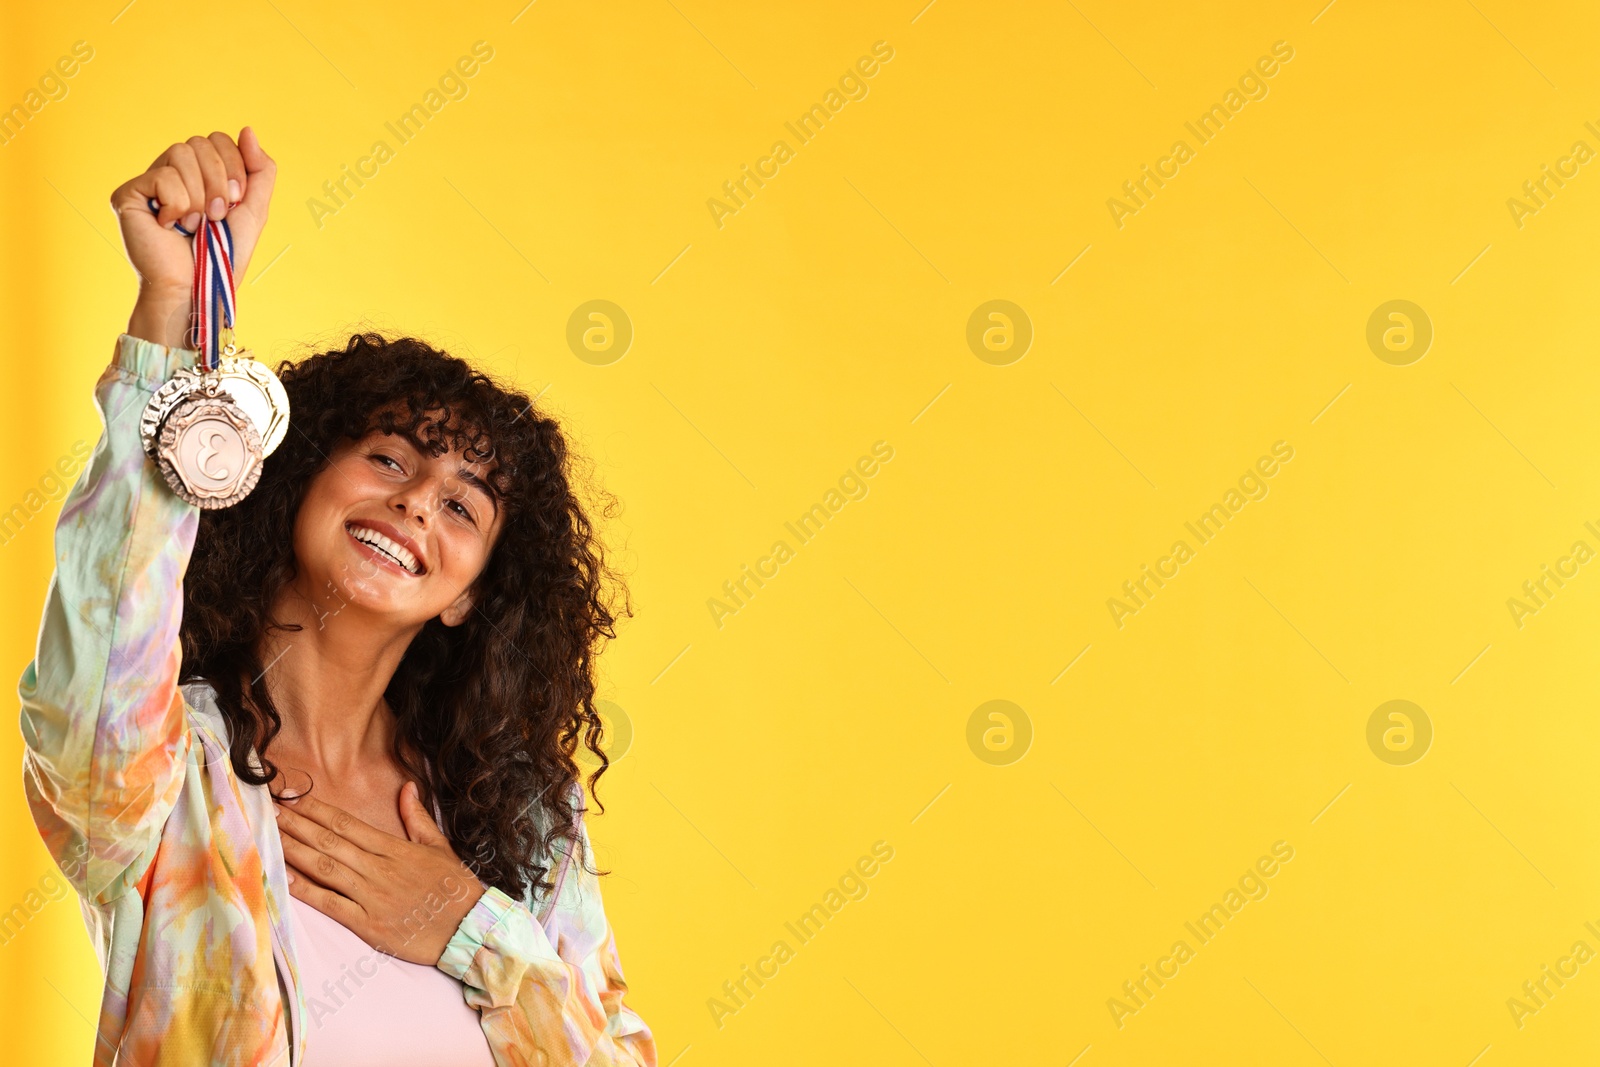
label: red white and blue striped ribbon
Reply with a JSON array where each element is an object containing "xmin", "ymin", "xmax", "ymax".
[
  {"xmin": 145, "ymin": 197, "xmax": 237, "ymax": 369},
  {"xmin": 192, "ymin": 218, "xmax": 236, "ymax": 370}
]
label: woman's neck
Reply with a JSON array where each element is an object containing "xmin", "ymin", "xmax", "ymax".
[{"xmin": 253, "ymin": 580, "xmax": 424, "ymax": 779}]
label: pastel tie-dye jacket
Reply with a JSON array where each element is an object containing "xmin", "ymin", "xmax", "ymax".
[{"xmin": 18, "ymin": 334, "xmax": 658, "ymax": 1067}]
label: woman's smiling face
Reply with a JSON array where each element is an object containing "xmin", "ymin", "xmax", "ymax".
[{"xmin": 291, "ymin": 418, "xmax": 506, "ymax": 630}]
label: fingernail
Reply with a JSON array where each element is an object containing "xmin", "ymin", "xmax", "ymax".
[
  {"xmin": 182, "ymin": 212, "xmax": 202, "ymax": 231},
  {"xmin": 274, "ymin": 806, "xmax": 283, "ymax": 820},
  {"xmin": 208, "ymin": 197, "xmax": 225, "ymax": 219},
  {"xmin": 286, "ymin": 870, "xmax": 296, "ymax": 885},
  {"xmin": 227, "ymin": 179, "xmax": 241, "ymax": 202}
]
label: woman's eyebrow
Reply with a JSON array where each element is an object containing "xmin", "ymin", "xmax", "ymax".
[{"xmin": 456, "ymin": 467, "xmax": 500, "ymax": 516}]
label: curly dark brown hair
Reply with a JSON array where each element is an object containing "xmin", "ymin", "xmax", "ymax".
[{"xmin": 178, "ymin": 332, "xmax": 631, "ymax": 901}]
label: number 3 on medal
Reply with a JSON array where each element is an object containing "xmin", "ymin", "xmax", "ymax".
[{"xmin": 196, "ymin": 428, "xmax": 233, "ymax": 481}]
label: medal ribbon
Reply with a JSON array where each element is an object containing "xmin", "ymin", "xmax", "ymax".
[
  {"xmin": 144, "ymin": 197, "xmax": 237, "ymax": 368},
  {"xmin": 191, "ymin": 218, "xmax": 237, "ymax": 370}
]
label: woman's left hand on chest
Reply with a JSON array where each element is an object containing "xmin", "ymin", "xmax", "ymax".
[{"xmin": 275, "ymin": 782, "xmax": 486, "ymax": 966}]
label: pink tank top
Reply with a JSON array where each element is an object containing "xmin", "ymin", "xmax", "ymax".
[{"xmin": 288, "ymin": 891, "xmax": 496, "ymax": 1066}]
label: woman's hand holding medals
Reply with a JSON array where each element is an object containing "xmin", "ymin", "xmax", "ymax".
[
  {"xmin": 113, "ymin": 128, "xmax": 275, "ymax": 348},
  {"xmin": 111, "ymin": 129, "xmax": 288, "ymax": 509}
]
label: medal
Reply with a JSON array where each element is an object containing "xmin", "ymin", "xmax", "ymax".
[
  {"xmin": 152, "ymin": 381, "xmax": 264, "ymax": 508},
  {"xmin": 215, "ymin": 346, "xmax": 290, "ymax": 456},
  {"xmin": 138, "ymin": 203, "xmax": 289, "ymax": 508}
]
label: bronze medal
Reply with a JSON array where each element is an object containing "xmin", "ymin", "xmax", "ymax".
[{"xmin": 150, "ymin": 372, "xmax": 263, "ymax": 509}]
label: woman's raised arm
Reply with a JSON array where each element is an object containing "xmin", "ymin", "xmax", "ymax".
[
  {"xmin": 16, "ymin": 129, "xmax": 275, "ymax": 905},
  {"xmin": 18, "ymin": 333, "xmax": 205, "ymax": 905}
]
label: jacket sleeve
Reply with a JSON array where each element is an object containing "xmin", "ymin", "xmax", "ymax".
[
  {"xmin": 437, "ymin": 813, "xmax": 657, "ymax": 1067},
  {"xmin": 17, "ymin": 333, "xmax": 200, "ymax": 907}
]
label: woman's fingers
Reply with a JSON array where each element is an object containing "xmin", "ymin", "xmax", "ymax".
[
  {"xmin": 185, "ymin": 135, "xmax": 229, "ymax": 220},
  {"xmin": 236, "ymin": 126, "xmax": 275, "ymax": 219},
  {"xmin": 278, "ymin": 792, "xmax": 395, "ymax": 856},
  {"xmin": 286, "ymin": 866, "xmax": 369, "ymax": 932},
  {"xmin": 120, "ymin": 128, "xmax": 273, "ymax": 283},
  {"xmin": 124, "ymin": 165, "xmax": 191, "ymax": 228},
  {"xmin": 277, "ymin": 800, "xmax": 364, "ymax": 868},
  {"xmin": 144, "ymin": 132, "xmax": 253, "ymax": 233},
  {"xmin": 149, "ymin": 167, "xmax": 190, "ymax": 224},
  {"xmin": 207, "ymin": 131, "xmax": 247, "ymax": 205},
  {"xmin": 280, "ymin": 830, "xmax": 365, "ymax": 898},
  {"xmin": 159, "ymin": 142, "xmax": 206, "ymax": 230}
]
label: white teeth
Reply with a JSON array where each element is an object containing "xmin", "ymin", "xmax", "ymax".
[{"xmin": 347, "ymin": 524, "xmax": 421, "ymax": 574}]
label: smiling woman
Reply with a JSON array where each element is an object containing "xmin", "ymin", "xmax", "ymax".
[
  {"xmin": 195, "ymin": 333, "xmax": 578, "ymax": 880},
  {"xmin": 18, "ymin": 127, "xmax": 654, "ymax": 1067}
]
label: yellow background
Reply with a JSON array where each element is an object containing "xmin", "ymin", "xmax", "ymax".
[{"xmin": 4, "ymin": 0, "xmax": 1600, "ymax": 1063}]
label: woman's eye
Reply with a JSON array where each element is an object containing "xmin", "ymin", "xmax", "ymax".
[
  {"xmin": 448, "ymin": 500, "xmax": 473, "ymax": 520},
  {"xmin": 373, "ymin": 453, "xmax": 401, "ymax": 470}
]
